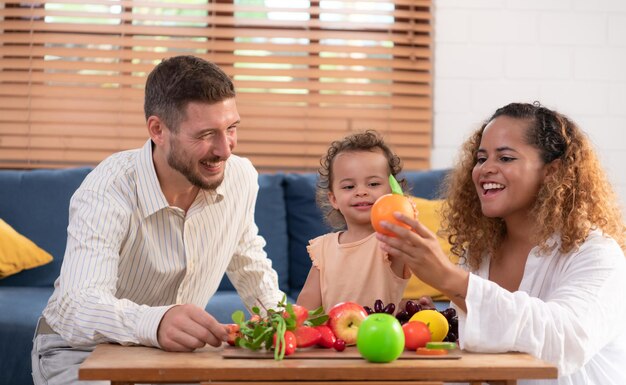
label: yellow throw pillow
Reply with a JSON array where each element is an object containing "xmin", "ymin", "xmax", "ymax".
[
  {"xmin": 0, "ymin": 218, "xmax": 53, "ymax": 278},
  {"xmin": 402, "ymin": 197, "xmax": 458, "ymax": 301}
]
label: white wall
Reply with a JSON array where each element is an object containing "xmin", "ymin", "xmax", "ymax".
[{"xmin": 432, "ymin": 0, "xmax": 626, "ymax": 213}]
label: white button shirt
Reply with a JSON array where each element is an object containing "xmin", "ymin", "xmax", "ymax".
[
  {"xmin": 43, "ymin": 139, "xmax": 284, "ymax": 348},
  {"xmin": 456, "ymin": 230, "xmax": 626, "ymax": 385}
]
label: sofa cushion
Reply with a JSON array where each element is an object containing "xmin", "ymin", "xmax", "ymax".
[
  {"xmin": 401, "ymin": 169, "xmax": 449, "ymax": 200},
  {"xmin": 0, "ymin": 286, "xmax": 54, "ymax": 385},
  {"xmin": 0, "ymin": 218, "xmax": 53, "ymax": 278},
  {"xmin": 0, "ymin": 168, "xmax": 92, "ymax": 287},
  {"xmin": 205, "ymin": 291, "xmax": 251, "ymax": 323},
  {"xmin": 404, "ymin": 196, "xmax": 457, "ymax": 301},
  {"xmin": 217, "ymin": 173, "xmax": 290, "ymax": 293}
]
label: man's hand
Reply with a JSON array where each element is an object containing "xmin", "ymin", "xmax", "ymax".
[{"xmin": 157, "ymin": 304, "xmax": 228, "ymax": 352}]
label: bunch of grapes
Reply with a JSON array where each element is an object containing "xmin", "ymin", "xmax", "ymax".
[
  {"xmin": 440, "ymin": 307, "xmax": 458, "ymax": 342},
  {"xmin": 364, "ymin": 300, "xmax": 459, "ymax": 343},
  {"xmin": 364, "ymin": 299, "xmax": 396, "ymax": 315},
  {"xmin": 394, "ymin": 300, "xmax": 422, "ymax": 324}
]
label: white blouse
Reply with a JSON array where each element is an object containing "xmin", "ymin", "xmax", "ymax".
[{"xmin": 456, "ymin": 230, "xmax": 626, "ymax": 385}]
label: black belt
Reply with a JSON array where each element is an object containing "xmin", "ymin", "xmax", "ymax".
[{"xmin": 36, "ymin": 317, "xmax": 58, "ymax": 335}]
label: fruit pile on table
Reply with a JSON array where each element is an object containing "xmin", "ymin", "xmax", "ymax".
[
  {"xmin": 366, "ymin": 298, "xmax": 458, "ymax": 343},
  {"xmin": 227, "ymin": 297, "xmax": 459, "ymax": 361}
]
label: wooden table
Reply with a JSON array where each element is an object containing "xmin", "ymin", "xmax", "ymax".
[{"xmin": 79, "ymin": 343, "xmax": 557, "ymax": 385}]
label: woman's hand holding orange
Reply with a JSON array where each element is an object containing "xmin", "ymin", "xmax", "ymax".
[{"xmin": 375, "ymin": 211, "xmax": 470, "ymax": 310}]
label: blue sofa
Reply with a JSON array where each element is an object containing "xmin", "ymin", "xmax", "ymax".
[{"xmin": 0, "ymin": 167, "xmax": 448, "ymax": 385}]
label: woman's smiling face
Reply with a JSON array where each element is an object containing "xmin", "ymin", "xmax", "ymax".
[{"xmin": 471, "ymin": 115, "xmax": 551, "ymax": 221}]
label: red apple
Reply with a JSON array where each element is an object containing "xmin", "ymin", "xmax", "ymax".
[{"xmin": 327, "ymin": 302, "xmax": 368, "ymax": 346}]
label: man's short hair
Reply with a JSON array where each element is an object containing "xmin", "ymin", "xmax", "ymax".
[{"xmin": 144, "ymin": 55, "xmax": 236, "ymax": 132}]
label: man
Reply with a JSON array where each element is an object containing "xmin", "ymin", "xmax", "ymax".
[{"xmin": 31, "ymin": 55, "xmax": 284, "ymax": 384}]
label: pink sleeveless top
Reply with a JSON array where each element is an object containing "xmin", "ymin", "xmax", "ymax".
[{"xmin": 307, "ymin": 232, "xmax": 409, "ymax": 312}]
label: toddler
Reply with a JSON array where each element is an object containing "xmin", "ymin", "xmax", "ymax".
[{"xmin": 297, "ymin": 130, "xmax": 410, "ymax": 312}]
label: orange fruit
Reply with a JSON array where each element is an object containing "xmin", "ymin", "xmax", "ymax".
[{"xmin": 371, "ymin": 194, "xmax": 415, "ymax": 237}]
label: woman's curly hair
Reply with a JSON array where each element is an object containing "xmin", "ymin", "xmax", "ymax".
[
  {"xmin": 441, "ymin": 102, "xmax": 626, "ymax": 270},
  {"xmin": 317, "ymin": 130, "xmax": 405, "ymax": 230}
]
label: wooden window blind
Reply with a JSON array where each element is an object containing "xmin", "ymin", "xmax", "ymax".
[{"xmin": 0, "ymin": 0, "xmax": 432, "ymax": 171}]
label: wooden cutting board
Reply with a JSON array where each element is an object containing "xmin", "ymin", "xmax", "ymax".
[{"xmin": 222, "ymin": 346, "xmax": 461, "ymax": 360}]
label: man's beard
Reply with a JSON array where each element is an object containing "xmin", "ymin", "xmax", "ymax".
[{"xmin": 167, "ymin": 138, "xmax": 225, "ymax": 190}]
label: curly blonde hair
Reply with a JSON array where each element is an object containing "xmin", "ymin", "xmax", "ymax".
[
  {"xmin": 317, "ymin": 130, "xmax": 405, "ymax": 230},
  {"xmin": 441, "ymin": 102, "xmax": 626, "ymax": 270}
]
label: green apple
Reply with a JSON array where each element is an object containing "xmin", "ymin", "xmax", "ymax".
[{"xmin": 356, "ymin": 313, "xmax": 405, "ymax": 363}]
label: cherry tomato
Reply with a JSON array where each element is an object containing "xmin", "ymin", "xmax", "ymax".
[{"xmin": 333, "ymin": 338, "xmax": 346, "ymax": 352}]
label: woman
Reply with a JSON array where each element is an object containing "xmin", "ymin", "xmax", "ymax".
[{"xmin": 377, "ymin": 102, "xmax": 626, "ymax": 384}]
